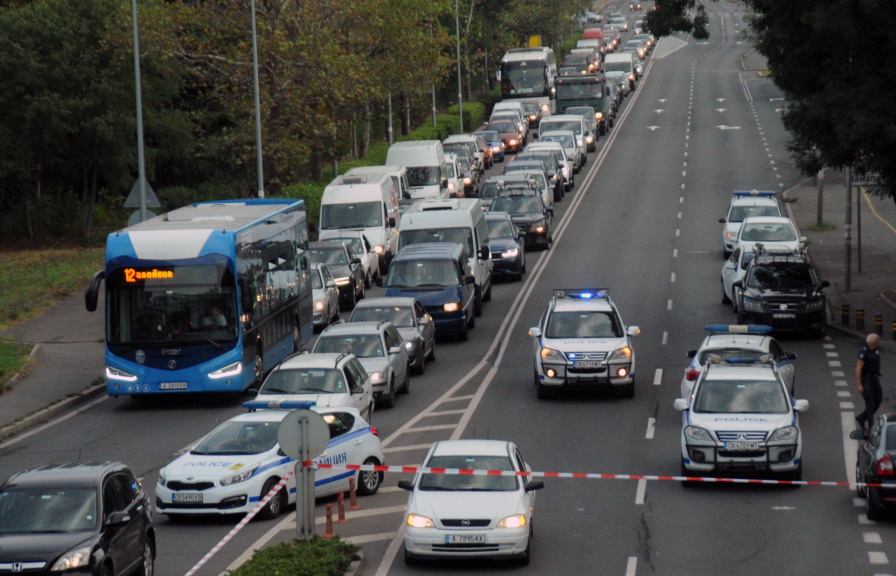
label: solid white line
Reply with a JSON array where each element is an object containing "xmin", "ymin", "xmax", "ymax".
[
  {"xmin": 626, "ymin": 556, "xmax": 638, "ymax": 576},
  {"xmin": 653, "ymin": 369, "xmax": 663, "ymax": 386},
  {"xmin": 635, "ymin": 478, "xmax": 647, "ymax": 504},
  {"xmin": 842, "ymin": 411, "xmax": 858, "ymax": 489}
]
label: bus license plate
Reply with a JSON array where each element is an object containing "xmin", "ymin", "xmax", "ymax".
[
  {"xmin": 726, "ymin": 441, "xmax": 760, "ymax": 451},
  {"xmin": 447, "ymin": 534, "xmax": 486, "ymax": 544},
  {"xmin": 173, "ymin": 492, "xmax": 203, "ymax": 503},
  {"xmin": 160, "ymin": 382, "xmax": 188, "ymax": 390},
  {"xmin": 575, "ymin": 361, "xmax": 601, "ymax": 369}
]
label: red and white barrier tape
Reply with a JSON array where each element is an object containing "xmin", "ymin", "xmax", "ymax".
[
  {"xmin": 183, "ymin": 470, "xmax": 294, "ymax": 576},
  {"xmin": 304, "ymin": 460, "xmax": 895, "ymax": 488}
]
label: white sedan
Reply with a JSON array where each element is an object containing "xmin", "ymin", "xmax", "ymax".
[
  {"xmin": 399, "ymin": 440, "xmax": 544, "ymax": 566},
  {"xmin": 155, "ymin": 406, "xmax": 384, "ymax": 519}
]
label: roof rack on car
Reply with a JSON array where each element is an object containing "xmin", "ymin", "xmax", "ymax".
[
  {"xmin": 732, "ymin": 190, "xmax": 775, "ymax": 198},
  {"xmin": 705, "ymin": 324, "xmax": 772, "ymax": 334},
  {"xmin": 751, "ymin": 243, "xmax": 808, "ymax": 258},
  {"xmin": 553, "ymin": 288, "xmax": 609, "ymax": 299}
]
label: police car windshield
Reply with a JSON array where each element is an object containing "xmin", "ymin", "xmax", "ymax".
[
  {"xmin": 728, "ymin": 205, "xmax": 779, "ymax": 222},
  {"xmin": 260, "ymin": 367, "xmax": 346, "ymax": 394},
  {"xmin": 315, "ymin": 335, "xmax": 384, "ymax": 358},
  {"xmin": 419, "ymin": 456, "xmax": 518, "ymax": 491},
  {"xmin": 692, "ymin": 379, "xmax": 789, "ymax": 414},
  {"xmin": 193, "ymin": 420, "xmax": 280, "ymax": 455},
  {"xmin": 746, "ymin": 264, "xmax": 816, "ymax": 289},
  {"xmin": 0, "ymin": 487, "xmax": 98, "ymax": 534},
  {"xmin": 546, "ymin": 311, "xmax": 622, "ymax": 338},
  {"xmin": 351, "ymin": 306, "xmax": 413, "ymax": 327}
]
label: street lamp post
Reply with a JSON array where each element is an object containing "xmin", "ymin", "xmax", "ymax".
[
  {"xmin": 131, "ymin": 0, "xmax": 147, "ymax": 221},
  {"xmin": 455, "ymin": 0, "xmax": 463, "ymax": 132},
  {"xmin": 250, "ymin": 0, "xmax": 265, "ymax": 198}
]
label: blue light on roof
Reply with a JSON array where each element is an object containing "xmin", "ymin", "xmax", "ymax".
[
  {"xmin": 724, "ymin": 358, "xmax": 759, "ymax": 364},
  {"xmin": 705, "ymin": 324, "xmax": 772, "ymax": 334},
  {"xmin": 733, "ymin": 190, "xmax": 775, "ymax": 198},
  {"xmin": 554, "ymin": 288, "xmax": 608, "ymax": 299},
  {"xmin": 243, "ymin": 400, "xmax": 316, "ymax": 411}
]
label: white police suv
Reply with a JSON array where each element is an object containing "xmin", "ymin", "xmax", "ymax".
[
  {"xmin": 528, "ymin": 289, "xmax": 639, "ymax": 399},
  {"xmin": 155, "ymin": 405, "xmax": 384, "ymax": 519},
  {"xmin": 673, "ymin": 357, "xmax": 808, "ymax": 484}
]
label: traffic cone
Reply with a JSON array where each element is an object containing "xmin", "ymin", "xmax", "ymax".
[{"xmin": 323, "ymin": 504, "xmax": 334, "ymax": 538}]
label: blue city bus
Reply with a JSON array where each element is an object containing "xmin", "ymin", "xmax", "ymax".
[{"xmin": 85, "ymin": 199, "xmax": 313, "ymax": 396}]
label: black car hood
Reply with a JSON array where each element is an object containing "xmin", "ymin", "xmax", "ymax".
[
  {"xmin": 489, "ymin": 237, "xmax": 519, "ymax": 251},
  {"xmin": 0, "ymin": 532, "xmax": 94, "ymax": 562},
  {"xmin": 326, "ymin": 263, "xmax": 352, "ymax": 278},
  {"xmin": 510, "ymin": 214, "xmax": 543, "ymax": 223}
]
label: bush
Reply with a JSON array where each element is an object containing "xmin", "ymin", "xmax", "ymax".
[
  {"xmin": 447, "ymin": 101, "xmax": 486, "ymax": 131},
  {"xmin": 226, "ymin": 536, "xmax": 359, "ymax": 576}
]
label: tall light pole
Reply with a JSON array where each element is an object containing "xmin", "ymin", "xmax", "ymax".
[
  {"xmin": 131, "ymin": 0, "xmax": 148, "ymax": 221},
  {"xmin": 250, "ymin": 0, "xmax": 265, "ymax": 198},
  {"xmin": 455, "ymin": 0, "xmax": 463, "ymax": 132}
]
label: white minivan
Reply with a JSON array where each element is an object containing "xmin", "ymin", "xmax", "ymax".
[
  {"xmin": 385, "ymin": 140, "xmax": 449, "ymax": 200},
  {"xmin": 344, "ymin": 165, "xmax": 412, "ymax": 201},
  {"xmin": 319, "ymin": 172, "xmax": 400, "ymax": 273},
  {"xmin": 397, "ymin": 198, "xmax": 494, "ymax": 317}
]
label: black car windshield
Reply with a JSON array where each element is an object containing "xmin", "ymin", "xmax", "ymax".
[
  {"xmin": 351, "ymin": 306, "xmax": 413, "ymax": 327},
  {"xmin": 0, "ymin": 487, "xmax": 98, "ymax": 533},
  {"xmin": 387, "ymin": 260, "xmax": 461, "ymax": 288},
  {"xmin": 419, "ymin": 455, "xmax": 518, "ymax": 491},
  {"xmin": 192, "ymin": 420, "xmax": 280, "ymax": 455},
  {"xmin": 315, "ymin": 334, "xmax": 384, "ymax": 357},
  {"xmin": 320, "ymin": 201, "xmax": 382, "ymax": 228},
  {"xmin": 310, "ymin": 247, "xmax": 348, "ymax": 266},
  {"xmin": 488, "ymin": 219, "xmax": 517, "ymax": 239},
  {"xmin": 692, "ymin": 379, "xmax": 789, "ymax": 414},
  {"xmin": 260, "ymin": 368, "xmax": 346, "ymax": 394},
  {"xmin": 491, "ymin": 196, "xmax": 543, "ymax": 215},
  {"xmin": 746, "ymin": 264, "xmax": 816, "ymax": 289},
  {"xmin": 728, "ymin": 205, "xmax": 779, "ymax": 222},
  {"xmin": 545, "ymin": 311, "xmax": 622, "ymax": 338}
]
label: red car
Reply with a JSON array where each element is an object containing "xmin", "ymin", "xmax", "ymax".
[{"xmin": 486, "ymin": 120, "xmax": 524, "ymax": 153}]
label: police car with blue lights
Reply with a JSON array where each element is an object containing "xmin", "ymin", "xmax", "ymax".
[
  {"xmin": 673, "ymin": 356, "xmax": 808, "ymax": 484},
  {"xmin": 681, "ymin": 325, "xmax": 797, "ymax": 399},
  {"xmin": 528, "ymin": 289, "xmax": 639, "ymax": 399},
  {"xmin": 155, "ymin": 403, "xmax": 385, "ymax": 519},
  {"xmin": 719, "ymin": 190, "xmax": 781, "ymax": 257}
]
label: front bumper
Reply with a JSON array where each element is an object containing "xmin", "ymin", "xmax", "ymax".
[
  {"xmin": 404, "ymin": 525, "xmax": 529, "ymax": 560},
  {"xmin": 491, "ymin": 254, "xmax": 523, "ymax": 277},
  {"xmin": 536, "ymin": 360, "xmax": 633, "ymax": 389},
  {"xmin": 681, "ymin": 442, "xmax": 801, "ymax": 475},
  {"xmin": 739, "ymin": 309, "xmax": 826, "ymax": 333},
  {"xmin": 428, "ymin": 310, "xmax": 468, "ymax": 336},
  {"xmin": 155, "ymin": 479, "xmax": 292, "ymax": 516}
]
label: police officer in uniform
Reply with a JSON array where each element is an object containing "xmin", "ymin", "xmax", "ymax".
[{"xmin": 855, "ymin": 333, "xmax": 882, "ymax": 434}]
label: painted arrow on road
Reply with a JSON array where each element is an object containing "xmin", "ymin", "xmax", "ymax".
[
  {"xmin": 715, "ymin": 108, "xmax": 726, "ymax": 113},
  {"xmin": 654, "ymin": 109, "xmax": 664, "ymax": 114},
  {"xmin": 658, "ymin": 99, "xmax": 668, "ymax": 103},
  {"xmin": 647, "ymin": 126, "xmax": 660, "ymax": 131},
  {"xmin": 716, "ymin": 98, "xmax": 726, "ymax": 102}
]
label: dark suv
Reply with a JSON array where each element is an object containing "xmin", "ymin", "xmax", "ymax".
[
  {"xmin": 733, "ymin": 249, "xmax": 829, "ymax": 337},
  {"xmin": 0, "ymin": 461, "xmax": 155, "ymax": 575},
  {"xmin": 854, "ymin": 413, "xmax": 896, "ymax": 520},
  {"xmin": 309, "ymin": 241, "xmax": 366, "ymax": 310}
]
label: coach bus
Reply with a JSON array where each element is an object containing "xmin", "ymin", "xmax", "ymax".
[
  {"xmin": 497, "ymin": 47, "xmax": 558, "ymax": 116},
  {"xmin": 85, "ymin": 199, "xmax": 313, "ymax": 396}
]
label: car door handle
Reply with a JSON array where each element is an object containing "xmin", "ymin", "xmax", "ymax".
[{"xmin": 354, "ymin": 439, "xmax": 362, "ymax": 445}]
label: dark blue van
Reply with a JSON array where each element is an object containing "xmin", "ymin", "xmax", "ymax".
[{"xmin": 380, "ymin": 243, "xmax": 476, "ymax": 340}]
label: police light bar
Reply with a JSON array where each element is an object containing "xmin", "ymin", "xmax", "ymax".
[
  {"xmin": 243, "ymin": 400, "xmax": 316, "ymax": 411},
  {"xmin": 732, "ymin": 190, "xmax": 775, "ymax": 198},
  {"xmin": 705, "ymin": 324, "xmax": 773, "ymax": 334},
  {"xmin": 554, "ymin": 288, "xmax": 609, "ymax": 299}
]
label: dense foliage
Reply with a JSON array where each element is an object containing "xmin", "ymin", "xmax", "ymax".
[
  {"xmin": 226, "ymin": 536, "xmax": 358, "ymax": 576},
  {"xmin": 646, "ymin": 0, "xmax": 896, "ymax": 205},
  {"xmin": 0, "ymin": 0, "xmax": 588, "ymax": 241}
]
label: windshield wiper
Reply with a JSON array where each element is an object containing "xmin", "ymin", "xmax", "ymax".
[
  {"xmin": 294, "ymin": 387, "xmax": 336, "ymax": 393},
  {"xmin": 258, "ymin": 387, "xmax": 293, "ymax": 394}
]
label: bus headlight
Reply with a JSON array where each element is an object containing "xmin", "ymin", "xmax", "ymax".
[
  {"xmin": 106, "ymin": 366, "xmax": 137, "ymax": 382},
  {"xmin": 209, "ymin": 361, "xmax": 242, "ymax": 380}
]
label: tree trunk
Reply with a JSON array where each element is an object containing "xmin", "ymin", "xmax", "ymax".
[
  {"xmin": 81, "ymin": 161, "xmax": 98, "ymax": 237},
  {"xmin": 400, "ymin": 92, "xmax": 411, "ymax": 136},
  {"xmin": 310, "ymin": 150, "xmax": 323, "ymax": 181},
  {"xmin": 360, "ymin": 103, "xmax": 371, "ymax": 158}
]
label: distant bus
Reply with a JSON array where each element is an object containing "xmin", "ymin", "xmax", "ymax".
[
  {"xmin": 85, "ymin": 199, "xmax": 313, "ymax": 396},
  {"xmin": 497, "ymin": 47, "xmax": 558, "ymax": 115}
]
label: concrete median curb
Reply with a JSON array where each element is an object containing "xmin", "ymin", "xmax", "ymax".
[
  {"xmin": 0, "ymin": 381, "xmax": 106, "ymax": 443},
  {"xmin": 3, "ymin": 343, "xmax": 40, "ymax": 391}
]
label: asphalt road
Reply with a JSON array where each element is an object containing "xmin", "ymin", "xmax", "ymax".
[{"xmin": 2, "ymin": 3, "xmax": 895, "ymax": 576}]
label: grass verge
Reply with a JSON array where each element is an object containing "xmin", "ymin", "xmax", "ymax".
[
  {"xmin": 227, "ymin": 536, "xmax": 359, "ymax": 576},
  {"xmin": 0, "ymin": 340, "xmax": 32, "ymax": 391}
]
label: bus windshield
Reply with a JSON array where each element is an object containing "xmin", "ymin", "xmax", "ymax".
[
  {"xmin": 501, "ymin": 60, "xmax": 549, "ymax": 97},
  {"xmin": 107, "ymin": 260, "xmax": 238, "ymax": 345}
]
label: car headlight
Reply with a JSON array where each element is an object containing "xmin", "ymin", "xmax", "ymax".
[
  {"xmin": 50, "ymin": 545, "xmax": 92, "ymax": 571},
  {"xmin": 596, "ymin": 112, "xmax": 603, "ymax": 120},
  {"xmin": 444, "ymin": 302, "xmax": 461, "ymax": 312},
  {"xmin": 220, "ymin": 465, "xmax": 258, "ymax": 486},
  {"xmin": 769, "ymin": 426, "xmax": 798, "ymax": 443},
  {"xmin": 106, "ymin": 365, "xmax": 137, "ymax": 382},
  {"xmin": 628, "ymin": 73, "xmax": 635, "ymax": 81},
  {"xmin": 492, "ymin": 145, "xmax": 502, "ymax": 152},
  {"xmin": 448, "ymin": 182, "xmax": 456, "ymax": 191},
  {"xmin": 157, "ymin": 470, "xmax": 166, "ymax": 486},
  {"xmin": 209, "ymin": 361, "xmax": 242, "ymax": 380},
  {"xmin": 509, "ymin": 139, "xmax": 518, "ymax": 146},
  {"xmin": 407, "ymin": 514, "xmax": 435, "ymax": 528},
  {"xmin": 497, "ymin": 514, "xmax": 527, "ymax": 528},
  {"xmin": 405, "ymin": 340, "xmax": 417, "ymax": 351},
  {"xmin": 684, "ymin": 426, "xmax": 714, "ymax": 442},
  {"xmin": 464, "ymin": 177, "xmax": 472, "ymax": 185},
  {"xmin": 334, "ymin": 276, "xmax": 351, "ymax": 286},
  {"xmin": 368, "ymin": 371, "xmax": 385, "ymax": 383},
  {"xmin": 541, "ymin": 103, "xmax": 549, "ymax": 111},
  {"xmin": 373, "ymin": 245, "xmax": 385, "ymax": 254},
  {"xmin": 577, "ymin": 139, "xmax": 584, "ymax": 147},
  {"xmin": 529, "ymin": 115, "xmax": 538, "ymax": 121},
  {"xmin": 314, "ymin": 300, "xmax": 325, "ymax": 311},
  {"xmin": 742, "ymin": 297, "xmax": 765, "ymax": 313},
  {"xmin": 585, "ymin": 135, "xmax": 594, "ymax": 144},
  {"xmin": 540, "ymin": 347, "xmax": 565, "ymax": 362},
  {"xmin": 501, "ymin": 248, "xmax": 519, "ymax": 258},
  {"xmin": 562, "ymin": 166, "xmax": 569, "ymax": 177},
  {"xmin": 805, "ymin": 298, "xmax": 825, "ymax": 311},
  {"xmin": 608, "ymin": 346, "xmax": 632, "ymax": 361}
]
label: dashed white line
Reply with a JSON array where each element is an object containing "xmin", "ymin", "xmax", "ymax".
[
  {"xmin": 662, "ymin": 331, "xmax": 669, "ymax": 345},
  {"xmin": 671, "ymin": 272, "xmax": 676, "ymax": 283},
  {"xmin": 653, "ymin": 369, "xmax": 663, "ymax": 385},
  {"xmin": 869, "ymin": 551, "xmax": 889, "ymax": 565},
  {"xmin": 635, "ymin": 478, "xmax": 648, "ymax": 504},
  {"xmin": 667, "ymin": 299, "xmax": 673, "ymax": 311},
  {"xmin": 626, "ymin": 556, "xmax": 638, "ymax": 576},
  {"xmin": 865, "ymin": 532, "xmax": 883, "ymax": 544}
]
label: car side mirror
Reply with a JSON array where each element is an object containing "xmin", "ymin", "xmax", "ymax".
[
  {"xmin": 325, "ymin": 280, "xmax": 337, "ymax": 288},
  {"xmin": 528, "ymin": 326, "xmax": 542, "ymax": 337},
  {"xmin": 673, "ymin": 398, "xmax": 689, "ymax": 412},
  {"xmin": 398, "ymin": 479, "xmax": 414, "ymax": 491},
  {"xmin": 849, "ymin": 429, "xmax": 866, "ymax": 440},
  {"xmin": 441, "ymin": 177, "xmax": 448, "ymax": 189},
  {"xmin": 464, "ymin": 275, "xmax": 476, "ymax": 285},
  {"xmin": 686, "ymin": 350, "xmax": 697, "ymax": 358},
  {"xmin": 351, "ymin": 257, "xmax": 361, "ymax": 265},
  {"xmin": 419, "ymin": 316, "xmax": 431, "ymax": 325},
  {"xmin": 388, "ymin": 346, "xmax": 402, "ymax": 355},
  {"xmin": 106, "ymin": 511, "xmax": 131, "ymax": 526},
  {"xmin": 733, "ymin": 281, "xmax": 743, "ymax": 289},
  {"xmin": 793, "ymin": 399, "xmax": 809, "ymax": 412},
  {"xmin": 787, "ymin": 352, "xmax": 798, "ymax": 360},
  {"xmin": 718, "ymin": 217, "xmax": 726, "ymax": 223},
  {"xmin": 627, "ymin": 325, "xmax": 640, "ymax": 336},
  {"xmin": 518, "ymin": 230, "xmax": 527, "ymax": 238},
  {"xmin": 478, "ymin": 246, "xmax": 490, "ymax": 260},
  {"xmin": 351, "ymin": 386, "xmax": 364, "ymax": 395},
  {"xmin": 388, "ymin": 216, "xmax": 396, "ymax": 228},
  {"xmin": 525, "ymin": 480, "xmax": 545, "ymax": 492}
]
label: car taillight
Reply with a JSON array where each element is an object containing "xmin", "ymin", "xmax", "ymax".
[
  {"xmin": 371, "ymin": 426, "xmax": 380, "ymax": 437},
  {"xmin": 686, "ymin": 369, "xmax": 700, "ymax": 381},
  {"xmin": 876, "ymin": 454, "xmax": 895, "ymax": 476}
]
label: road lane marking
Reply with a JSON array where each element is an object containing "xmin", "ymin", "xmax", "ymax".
[
  {"xmin": 626, "ymin": 556, "xmax": 638, "ymax": 576},
  {"xmin": 635, "ymin": 478, "xmax": 647, "ymax": 504},
  {"xmin": 645, "ymin": 418, "xmax": 656, "ymax": 439},
  {"xmin": 653, "ymin": 369, "xmax": 663, "ymax": 386}
]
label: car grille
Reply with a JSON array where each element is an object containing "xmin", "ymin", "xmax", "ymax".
[
  {"xmin": 167, "ymin": 481, "xmax": 215, "ymax": 491},
  {"xmin": 565, "ymin": 352, "xmax": 608, "ymax": 361},
  {"xmin": 441, "ymin": 519, "xmax": 492, "ymax": 527},
  {"xmin": 715, "ymin": 431, "xmax": 767, "ymax": 442},
  {"xmin": 766, "ymin": 302, "xmax": 799, "ymax": 312},
  {"xmin": 431, "ymin": 543, "xmax": 501, "ymax": 553}
]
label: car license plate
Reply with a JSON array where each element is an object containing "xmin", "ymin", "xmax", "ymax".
[
  {"xmin": 575, "ymin": 361, "xmax": 602, "ymax": 369},
  {"xmin": 446, "ymin": 534, "xmax": 486, "ymax": 544},
  {"xmin": 173, "ymin": 492, "xmax": 203, "ymax": 503},
  {"xmin": 725, "ymin": 441, "xmax": 760, "ymax": 451},
  {"xmin": 773, "ymin": 313, "xmax": 796, "ymax": 319},
  {"xmin": 159, "ymin": 382, "xmax": 188, "ymax": 390}
]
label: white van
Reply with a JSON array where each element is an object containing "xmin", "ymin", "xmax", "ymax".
[
  {"xmin": 385, "ymin": 140, "xmax": 449, "ymax": 200},
  {"xmin": 319, "ymin": 172, "xmax": 399, "ymax": 273},
  {"xmin": 344, "ymin": 165, "xmax": 411, "ymax": 200},
  {"xmin": 397, "ymin": 198, "xmax": 493, "ymax": 317},
  {"xmin": 604, "ymin": 52, "xmax": 637, "ymax": 90}
]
